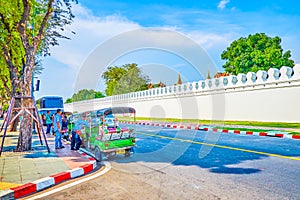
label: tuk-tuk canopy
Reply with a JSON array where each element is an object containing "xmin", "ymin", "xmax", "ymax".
[{"xmin": 97, "ymin": 107, "xmax": 136, "ymax": 116}]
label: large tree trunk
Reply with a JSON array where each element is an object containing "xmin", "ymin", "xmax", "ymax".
[
  {"xmin": 16, "ymin": 48, "xmax": 35, "ymax": 151},
  {"xmin": 17, "ymin": 84, "xmax": 33, "ymax": 151},
  {"xmin": 16, "ymin": 106, "xmax": 33, "ymax": 151}
]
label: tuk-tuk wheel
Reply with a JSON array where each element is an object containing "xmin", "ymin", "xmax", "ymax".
[
  {"xmin": 125, "ymin": 149, "xmax": 130, "ymax": 157},
  {"xmin": 95, "ymin": 147, "xmax": 102, "ymax": 162}
]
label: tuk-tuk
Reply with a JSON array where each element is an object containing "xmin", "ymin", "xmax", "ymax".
[{"xmin": 74, "ymin": 107, "xmax": 136, "ymax": 161}]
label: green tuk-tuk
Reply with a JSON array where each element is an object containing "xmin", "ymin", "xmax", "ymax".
[{"xmin": 75, "ymin": 107, "xmax": 136, "ymax": 161}]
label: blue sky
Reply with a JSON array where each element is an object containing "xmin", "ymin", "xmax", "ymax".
[{"xmin": 35, "ymin": 0, "xmax": 300, "ymax": 100}]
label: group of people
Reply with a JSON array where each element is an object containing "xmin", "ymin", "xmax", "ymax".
[
  {"xmin": 44, "ymin": 111, "xmax": 68, "ymax": 136},
  {"xmin": 45, "ymin": 109, "xmax": 89, "ymax": 151}
]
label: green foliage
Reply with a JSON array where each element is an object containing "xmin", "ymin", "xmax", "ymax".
[
  {"xmin": 65, "ymin": 89, "xmax": 105, "ymax": 103},
  {"xmin": 221, "ymin": 33, "xmax": 295, "ymax": 75},
  {"xmin": 35, "ymin": 98, "xmax": 41, "ymax": 108},
  {"xmin": 0, "ymin": 0, "xmax": 77, "ymax": 97},
  {"xmin": 65, "ymin": 98, "xmax": 72, "ymax": 104},
  {"xmin": 0, "ymin": 60, "xmax": 11, "ymax": 108},
  {"xmin": 2, "ymin": 104, "xmax": 8, "ymax": 111},
  {"xmin": 95, "ymin": 91, "xmax": 105, "ymax": 98},
  {"xmin": 102, "ymin": 63, "xmax": 150, "ymax": 96},
  {"xmin": 0, "ymin": 1, "xmax": 25, "ymax": 96}
]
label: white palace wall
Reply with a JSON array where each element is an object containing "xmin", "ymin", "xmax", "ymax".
[{"xmin": 65, "ymin": 64, "xmax": 300, "ymax": 122}]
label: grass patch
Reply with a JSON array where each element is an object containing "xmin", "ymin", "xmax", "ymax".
[
  {"xmin": 288, "ymin": 132, "xmax": 300, "ymax": 135},
  {"xmin": 117, "ymin": 116, "xmax": 300, "ymax": 129}
]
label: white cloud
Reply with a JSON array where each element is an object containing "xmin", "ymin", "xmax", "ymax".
[
  {"xmin": 183, "ymin": 31, "xmax": 235, "ymax": 70},
  {"xmin": 39, "ymin": 4, "xmax": 237, "ymax": 99},
  {"xmin": 185, "ymin": 31, "xmax": 233, "ymax": 50},
  {"xmin": 49, "ymin": 4, "xmax": 140, "ymax": 71},
  {"xmin": 218, "ymin": 0, "xmax": 230, "ymax": 10},
  {"xmin": 49, "ymin": 4, "xmax": 233, "ymax": 73}
]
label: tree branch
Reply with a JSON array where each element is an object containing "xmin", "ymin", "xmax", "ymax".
[
  {"xmin": 2, "ymin": 46, "xmax": 14, "ymax": 70},
  {"xmin": 3, "ymin": 45, "xmax": 20, "ymax": 95},
  {"xmin": 17, "ymin": 0, "xmax": 31, "ymax": 50},
  {"xmin": 0, "ymin": 13, "xmax": 11, "ymax": 35},
  {"xmin": 34, "ymin": 0, "xmax": 54, "ymax": 48},
  {"xmin": 0, "ymin": 13, "xmax": 13, "ymax": 60},
  {"xmin": 1, "ymin": 12, "xmax": 19, "ymax": 95}
]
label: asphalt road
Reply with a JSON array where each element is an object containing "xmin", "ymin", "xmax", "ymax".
[{"xmin": 31, "ymin": 125, "xmax": 300, "ymax": 200}]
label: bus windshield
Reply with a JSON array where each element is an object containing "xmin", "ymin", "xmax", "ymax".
[{"xmin": 40, "ymin": 96, "xmax": 63, "ymax": 109}]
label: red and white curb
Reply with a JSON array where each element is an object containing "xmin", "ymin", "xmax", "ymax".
[
  {"xmin": 121, "ymin": 121, "xmax": 200, "ymax": 130},
  {"xmin": 120, "ymin": 121, "xmax": 300, "ymax": 140},
  {"xmin": 204, "ymin": 127, "xmax": 299, "ymax": 139},
  {"xmin": 27, "ymin": 161, "xmax": 111, "ymax": 200},
  {"xmin": 1, "ymin": 151, "xmax": 98, "ymax": 199}
]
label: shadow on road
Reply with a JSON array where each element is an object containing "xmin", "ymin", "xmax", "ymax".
[{"xmin": 100, "ymin": 129, "xmax": 269, "ymax": 175}]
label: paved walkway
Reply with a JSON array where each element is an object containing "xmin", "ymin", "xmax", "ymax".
[{"xmin": 0, "ymin": 130, "xmax": 92, "ymax": 191}]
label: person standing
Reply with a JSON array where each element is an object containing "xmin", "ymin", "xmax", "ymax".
[
  {"xmin": 62, "ymin": 113, "xmax": 68, "ymax": 131},
  {"xmin": 61, "ymin": 113, "xmax": 70, "ymax": 141},
  {"xmin": 71, "ymin": 114, "xmax": 89, "ymax": 150},
  {"xmin": 53, "ymin": 109, "xmax": 64, "ymax": 149},
  {"xmin": 45, "ymin": 111, "xmax": 52, "ymax": 134}
]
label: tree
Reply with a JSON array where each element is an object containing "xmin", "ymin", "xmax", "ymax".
[
  {"xmin": 221, "ymin": 33, "xmax": 294, "ymax": 75},
  {"xmin": 65, "ymin": 89, "xmax": 105, "ymax": 103},
  {"xmin": 102, "ymin": 63, "xmax": 150, "ymax": 96},
  {"xmin": 0, "ymin": 0, "xmax": 76, "ymax": 151},
  {"xmin": 95, "ymin": 91, "xmax": 105, "ymax": 98},
  {"xmin": 65, "ymin": 98, "xmax": 72, "ymax": 104}
]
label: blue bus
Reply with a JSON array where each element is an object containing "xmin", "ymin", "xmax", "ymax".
[
  {"xmin": 40, "ymin": 96, "xmax": 64, "ymax": 109},
  {"xmin": 38, "ymin": 96, "xmax": 64, "ymax": 125}
]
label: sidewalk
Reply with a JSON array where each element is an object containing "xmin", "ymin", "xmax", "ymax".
[{"xmin": 0, "ymin": 130, "xmax": 95, "ymax": 191}]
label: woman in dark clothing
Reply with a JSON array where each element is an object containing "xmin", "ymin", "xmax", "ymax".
[{"xmin": 61, "ymin": 113, "xmax": 70, "ymax": 141}]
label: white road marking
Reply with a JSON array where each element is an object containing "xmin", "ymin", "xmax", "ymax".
[{"xmin": 27, "ymin": 161, "xmax": 111, "ymax": 200}]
